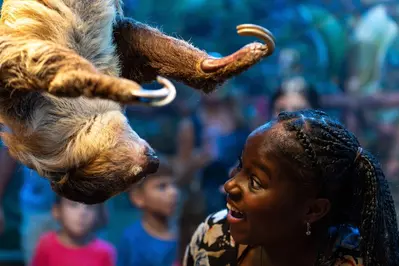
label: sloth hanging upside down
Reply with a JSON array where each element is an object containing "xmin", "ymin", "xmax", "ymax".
[{"xmin": 0, "ymin": 0, "xmax": 275, "ymax": 204}]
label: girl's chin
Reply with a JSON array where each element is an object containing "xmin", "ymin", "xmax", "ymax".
[{"xmin": 229, "ymin": 225, "xmax": 251, "ymax": 246}]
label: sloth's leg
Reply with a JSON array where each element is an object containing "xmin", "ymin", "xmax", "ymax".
[
  {"xmin": 113, "ymin": 17, "xmax": 275, "ymax": 93},
  {"xmin": 0, "ymin": 34, "xmax": 175, "ymax": 105}
]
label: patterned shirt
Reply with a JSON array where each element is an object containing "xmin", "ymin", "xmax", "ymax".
[{"xmin": 183, "ymin": 210, "xmax": 363, "ymax": 266}]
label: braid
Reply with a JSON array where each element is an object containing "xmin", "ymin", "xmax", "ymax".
[
  {"xmin": 284, "ymin": 117, "xmax": 318, "ymax": 168},
  {"xmin": 276, "ymin": 110, "xmax": 399, "ymax": 266},
  {"xmin": 356, "ymin": 153, "xmax": 378, "ymax": 264},
  {"xmin": 358, "ymin": 152, "xmax": 399, "ymax": 265}
]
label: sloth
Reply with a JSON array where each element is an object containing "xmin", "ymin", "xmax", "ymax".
[{"xmin": 0, "ymin": 0, "xmax": 275, "ymax": 204}]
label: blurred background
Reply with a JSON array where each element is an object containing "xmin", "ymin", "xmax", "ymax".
[{"xmin": 1, "ymin": 0, "xmax": 399, "ymax": 265}]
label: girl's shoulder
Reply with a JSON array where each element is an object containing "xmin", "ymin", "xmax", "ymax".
[{"xmin": 183, "ymin": 209, "xmax": 238, "ymax": 266}]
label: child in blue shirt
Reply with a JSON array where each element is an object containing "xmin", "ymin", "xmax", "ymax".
[{"xmin": 117, "ymin": 160, "xmax": 178, "ymax": 266}]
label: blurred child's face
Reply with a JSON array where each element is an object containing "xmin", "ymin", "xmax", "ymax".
[
  {"xmin": 272, "ymin": 93, "xmax": 310, "ymax": 118},
  {"xmin": 132, "ymin": 175, "xmax": 178, "ymax": 218},
  {"xmin": 53, "ymin": 198, "xmax": 98, "ymax": 238}
]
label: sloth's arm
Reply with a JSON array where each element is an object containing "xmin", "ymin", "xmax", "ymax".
[
  {"xmin": 113, "ymin": 17, "xmax": 275, "ymax": 93},
  {"xmin": 0, "ymin": 32, "xmax": 171, "ymax": 103}
]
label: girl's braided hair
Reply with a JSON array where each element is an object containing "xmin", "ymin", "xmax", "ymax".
[{"xmin": 275, "ymin": 109, "xmax": 399, "ymax": 266}]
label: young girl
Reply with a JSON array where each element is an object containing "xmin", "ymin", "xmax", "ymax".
[
  {"xmin": 184, "ymin": 109, "xmax": 399, "ymax": 266},
  {"xmin": 31, "ymin": 197, "xmax": 115, "ymax": 266}
]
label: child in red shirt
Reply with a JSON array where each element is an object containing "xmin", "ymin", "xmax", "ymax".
[{"xmin": 31, "ymin": 196, "xmax": 115, "ymax": 266}]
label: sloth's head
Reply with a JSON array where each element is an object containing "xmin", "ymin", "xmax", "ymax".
[
  {"xmin": 49, "ymin": 135, "xmax": 160, "ymax": 205},
  {"xmin": 2, "ymin": 108, "xmax": 159, "ymax": 204}
]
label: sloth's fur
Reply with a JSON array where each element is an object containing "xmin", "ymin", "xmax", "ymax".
[{"xmin": 0, "ymin": 0, "xmax": 272, "ymax": 204}]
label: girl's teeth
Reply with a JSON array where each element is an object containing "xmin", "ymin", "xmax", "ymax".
[{"xmin": 227, "ymin": 203, "xmax": 243, "ymax": 214}]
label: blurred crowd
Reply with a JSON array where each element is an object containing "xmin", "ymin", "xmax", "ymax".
[{"xmin": 1, "ymin": 0, "xmax": 399, "ymax": 265}]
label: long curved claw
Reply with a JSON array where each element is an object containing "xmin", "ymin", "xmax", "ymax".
[
  {"xmin": 200, "ymin": 24, "xmax": 275, "ymax": 73},
  {"xmin": 130, "ymin": 76, "xmax": 176, "ymax": 107},
  {"xmin": 236, "ymin": 24, "xmax": 275, "ymax": 55}
]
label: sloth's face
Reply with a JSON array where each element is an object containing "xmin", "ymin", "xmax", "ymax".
[{"xmin": 50, "ymin": 125, "xmax": 160, "ymax": 205}]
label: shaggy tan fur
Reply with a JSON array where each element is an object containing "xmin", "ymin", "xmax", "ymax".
[{"xmin": 0, "ymin": 0, "xmax": 274, "ymax": 204}]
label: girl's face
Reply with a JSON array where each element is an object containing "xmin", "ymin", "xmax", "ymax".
[
  {"xmin": 272, "ymin": 93, "xmax": 310, "ymax": 118},
  {"xmin": 53, "ymin": 198, "xmax": 98, "ymax": 239},
  {"xmin": 224, "ymin": 122, "xmax": 330, "ymax": 247}
]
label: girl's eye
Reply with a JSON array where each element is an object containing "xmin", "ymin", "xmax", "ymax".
[{"xmin": 249, "ymin": 175, "xmax": 262, "ymax": 190}]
